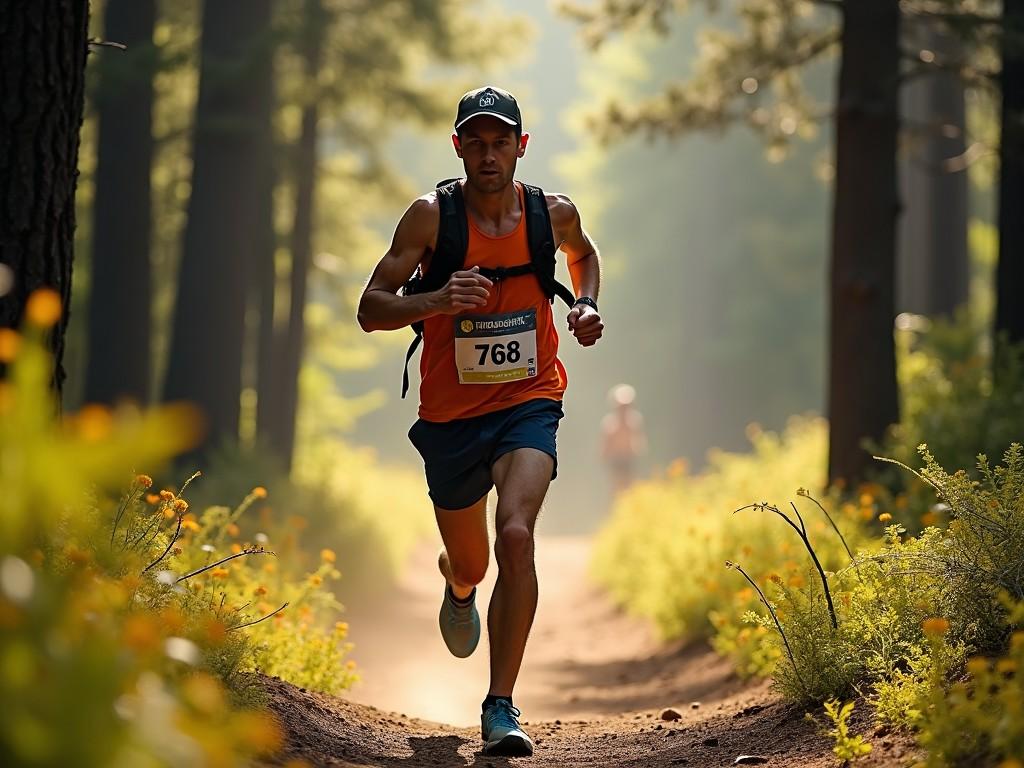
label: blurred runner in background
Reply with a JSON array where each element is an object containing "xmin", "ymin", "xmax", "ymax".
[{"xmin": 601, "ymin": 384, "xmax": 646, "ymax": 496}]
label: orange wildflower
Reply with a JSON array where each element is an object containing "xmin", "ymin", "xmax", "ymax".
[{"xmin": 25, "ymin": 288, "xmax": 62, "ymax": 327}]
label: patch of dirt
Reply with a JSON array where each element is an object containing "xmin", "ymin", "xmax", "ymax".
[{"xmin": 263, "ymin": 536, "xmax": 919, "ymax": 766}]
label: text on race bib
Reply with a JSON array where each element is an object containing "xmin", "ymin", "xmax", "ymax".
[{"xmin": 454, "ymin": 309, "xmax": 538, "ymax": 384}]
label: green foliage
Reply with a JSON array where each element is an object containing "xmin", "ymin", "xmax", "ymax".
[
  {"xmin": 879, "ymin": 312, "xmax": 1024, "ymax": 518},
  {"xmin": 878, "ymin": 445, "xmax": 1024, "ymax": 652},
  {"xmin": 0, "ymin": 314, "xmax": 354, "ymax": 765},
  {"xmin": 592, "ymin": 417, "xmax": 867, "ymax": 655},
  {"xmin": 194, "ymin": 432, "xmax": 433, "ymax": 600},
  {"xmin": 821, "ymin": 699, "xmax": 873, "ymax": 764},
  {"xmin": 564, "ymin": 0, "xmax": 838, "ymax": 150},
  {"xmin": 916, "ymin": 601, "xmax": 1024, "ymax": 767},
  {"xmin": 0, "ymin": 321, "xmax": 283, "ymax": 766}
]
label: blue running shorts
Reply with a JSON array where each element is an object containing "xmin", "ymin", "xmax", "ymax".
[{"xmin": 408, "ymin": 398, "xmax": 564, "ymax": 510}]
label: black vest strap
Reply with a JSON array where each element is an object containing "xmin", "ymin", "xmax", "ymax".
[{"xmin": 521, "ymin": 184, "xmax": 576, "ymax": 308}]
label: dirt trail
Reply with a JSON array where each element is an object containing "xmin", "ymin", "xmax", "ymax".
[{"xmin": 264, "ymin": 536, "xmax": 917, "ymax": 767}]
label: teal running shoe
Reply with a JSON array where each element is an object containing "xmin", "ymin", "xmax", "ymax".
[
  {"xmin": 481, "ymin": 700, "xmax": 533, "ymax": 756},
  {"xmin": 438, "ymin": 586, "xmax": 480, "ymax": 658}
]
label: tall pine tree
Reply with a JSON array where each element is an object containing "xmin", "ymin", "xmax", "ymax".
[
  {"xmin": 0, "ymin": 0, "xmax": 90, "ymax": 395},
  {"xmin": 163, "ymin": 0, "xmax": 274, "ymax": 459}
]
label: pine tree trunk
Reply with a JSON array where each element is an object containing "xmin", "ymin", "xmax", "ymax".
[
  {"xmin": 897, "ymin": 24, "xmax": 968, "ymax": 318},
  {"xmin": 0, "ymin": 1, "xmax": 90, "ymax": 396},
  {"xmin": 996, "ymin": 0, "xmax": 1024, "ymax": 348},
  {"xmin": 827, "ymin": 1, "xmax": 901, "ymax": 485},
  {"xmin": 84, "ymin": 0, "xmax": 156, "ymax": 405},
  {"xmin": 163, "ymin": 0, "xmax": 273, "ymax": 460},
  {"xmin": 267, "ymin": 0, "xmax": 325, "ymax": 471},
  {"xmin": 253, "ymin": 143, "xmax": 278, "ymax": 452}
]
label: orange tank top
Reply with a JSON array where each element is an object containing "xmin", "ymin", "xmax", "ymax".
[{"xmin": 417, "ymin": 183, "xmax": 567, "ymax": 422}]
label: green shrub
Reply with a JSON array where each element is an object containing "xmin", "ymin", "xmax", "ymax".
[
  {"xmin": 878, "ymin": 311, "xmax": 1024, "ymax": 520},
  {"xmin": 192, "ymin": 436, "xmax": 432, "ymax": 600},
  {"xmin": 878, "ymin": 445, "xmax": 1024, "ymax": 652},
  {"xmin": 0, "ymin": 313, "xmax": 284, "ymax": 766},
  {"xmin": 592, "ymin": 417, "xmax": 871, "ymax": 674},
  {"xmin": 916, "ymin": 600, "xmax": 1024, "ymax": 767}
]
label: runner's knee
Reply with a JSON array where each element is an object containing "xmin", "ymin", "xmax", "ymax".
[
  {"xmin": 450, "ymin": 555, "xmax": 488, "ymax": 587},
  {"xmin": 495, "ymin": 523, "xmax": 534, "ymax": 573}
]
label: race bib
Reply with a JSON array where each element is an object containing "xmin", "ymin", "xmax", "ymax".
[{"xmin": 454, "ymin": 309, "xmax": 538, "ymax": 384}]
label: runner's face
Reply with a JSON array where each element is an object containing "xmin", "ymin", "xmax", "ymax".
[{"xmin": 454, "ymin": 117, "xmax": 528, "ymax": 193}]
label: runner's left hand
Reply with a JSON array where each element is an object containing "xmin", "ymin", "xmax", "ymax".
[{"xmin": 567, "ymin": 305, "xmax": 603, "ymax": 347}]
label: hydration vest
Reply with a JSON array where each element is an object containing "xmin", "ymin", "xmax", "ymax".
[{"xmin": 400, "ymin": 178, "xmax": 576, "ymax": 398}]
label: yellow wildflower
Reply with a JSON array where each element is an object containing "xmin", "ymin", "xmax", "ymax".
[
  {"xmin": 252, "ymin": 486, "xmax": 268, "ymax": 499},
  {"xmin": 308, "ymin": 574, "xmax": 323, "ymax": 587},
  {"xmin": 335, "ymin": 621, "xmax": 349, "ymax": 634},
  {"xmin": 320, "ymin": 548, "xmax": 336, "ymax": 564},
  {"xmin": 181, "ymin": 519, "xmax": 200, "ymax": 532},
  {"xmin": 135, "ymin": 474, "xmax": 153, "ymax": 489},
  {"xmin": 254, "ymin": 585, "xmax": 267, "ymax": 596},
  {"xmin": 145, "ymin": 493, "xmax": 160, "ymax": 505},
  {"xmin": 159, "ymin": 489, "xmax": 175, "ymax": 501},
  {"xmin": 25, "ymin": 288, "xmax": 62, "ymax": 327},
  {"xmin": 967, "ymin": 657, "xmax": 990, "ymax": 677},
  {"xmin": 859, "ymin": 493, "xmax": 874, "ymax": 507},
  {"xmin": 878, "ymin": 513, "xmax": 893, "ymax": 523},
  {"xmin": 163, "ymin": 507, "xmax": 176, "ymax": 519},
  {"xmin": 226, "ymin": 523, "xmax": 240, "ymax": 537},
  {"xmin": 996, "ymin": 659, "xmax": 1018, "ymax": 674},
  {"xmin": 210, "ymin": 567, "xmax": 229, "ymax": 579},
  {"xmin": 230, "ymin": 543, "xmax": 243, "ymax": 555},
  {"xmin": 922, "ymin": 617, "xmax": 950, "ymax": 636},
  {"xmin": 172, "ymin": 498, "xmax": 189, "ymax": 513}
]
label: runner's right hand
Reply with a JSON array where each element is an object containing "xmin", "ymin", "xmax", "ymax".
[{"xmin": 434, "ymin": 266, "xmax": 493, "ymax": 314}]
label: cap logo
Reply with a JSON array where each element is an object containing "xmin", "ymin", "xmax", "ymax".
[{"xmin": 478, "ymin": 93, "xmax": 496, "ymax": 107}]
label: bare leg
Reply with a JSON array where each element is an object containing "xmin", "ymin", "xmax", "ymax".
[
  {"xmin": 486, "ymin": 448, "xmax": 552, "ymax": 696},
  {"xmin": 434, "ymin": 496, "xmax": 489, "ymax": 599}
]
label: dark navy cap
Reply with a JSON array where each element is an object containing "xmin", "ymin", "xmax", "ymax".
[{"xmin": 454, "ymin": 86, "xmax": 522, "ymax": 131}]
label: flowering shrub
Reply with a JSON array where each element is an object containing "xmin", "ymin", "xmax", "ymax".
[
  {"xmin": 0, "ymin": 292, "xmax": 353, "ymax": 766},
  {"xmin": 174, "ymin": 493, "xmax": 357, "ymax": 695},
  {"xmin": 877, "ymin": 311, "xmax": 1024, "ymax": 520},
  {"xmin": 916, "ymin": 600, "xmax": 1024, "ymax": 767},
  {"xmin": 591, "ymin": 417, "xmax": 871, "ymax": 677}
]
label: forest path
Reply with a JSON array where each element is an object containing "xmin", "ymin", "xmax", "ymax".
[{"xmin": 264, "ymin": 536, "xmax": 916, "ymax": 767}]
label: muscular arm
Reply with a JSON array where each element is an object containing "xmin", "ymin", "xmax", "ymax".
[
  {"xmin": 357, "ymin": 196, "xmax": 492, "ymax": 332},
  {"xmin": 548, "ymin": 193, "xmax": 601, "ymax": 301},
  {"xmin": 548, "ymin": 193, "xmax": 604, "ymax": 347}
]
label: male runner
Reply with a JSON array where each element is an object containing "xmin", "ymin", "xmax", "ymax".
[{"xmin": 357, "ymin": 85, "xmax": 603, "ymax": 757}]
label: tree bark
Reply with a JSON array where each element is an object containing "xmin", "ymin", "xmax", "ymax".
[
  {"xmin": 996, "ymin": 0, "xmax": 1024, "ymax": 349},
  {"xmin": 84, "ymin": 0, "xmax": 156, "ymax": 405},
  {"xmin": 163, "ymin": 0, "xmax": 273, "ymax": 460},
  {"xmin": 264, "ymin": 0, "xmax": 326, "ymax": 470},
  {"xmin": 827, "ymin": 1, "xmax": 901, "ymax": 485},
  {"xmin": 0, "ymin": 1, "xmax": 90, "ymax": 395},
  {"xmin": 897, "ymin": 23, "xmax": 968, "ymax": 318}
]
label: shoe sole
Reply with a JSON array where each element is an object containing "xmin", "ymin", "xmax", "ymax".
[{"xmin": 483, "ymin": 734, "xmax": 534, "ymax": 757}]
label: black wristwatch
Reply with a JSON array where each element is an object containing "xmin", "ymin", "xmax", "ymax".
[{"xmin": 573, "ymin": 296, "xmax": 598, "ymax": 312}]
